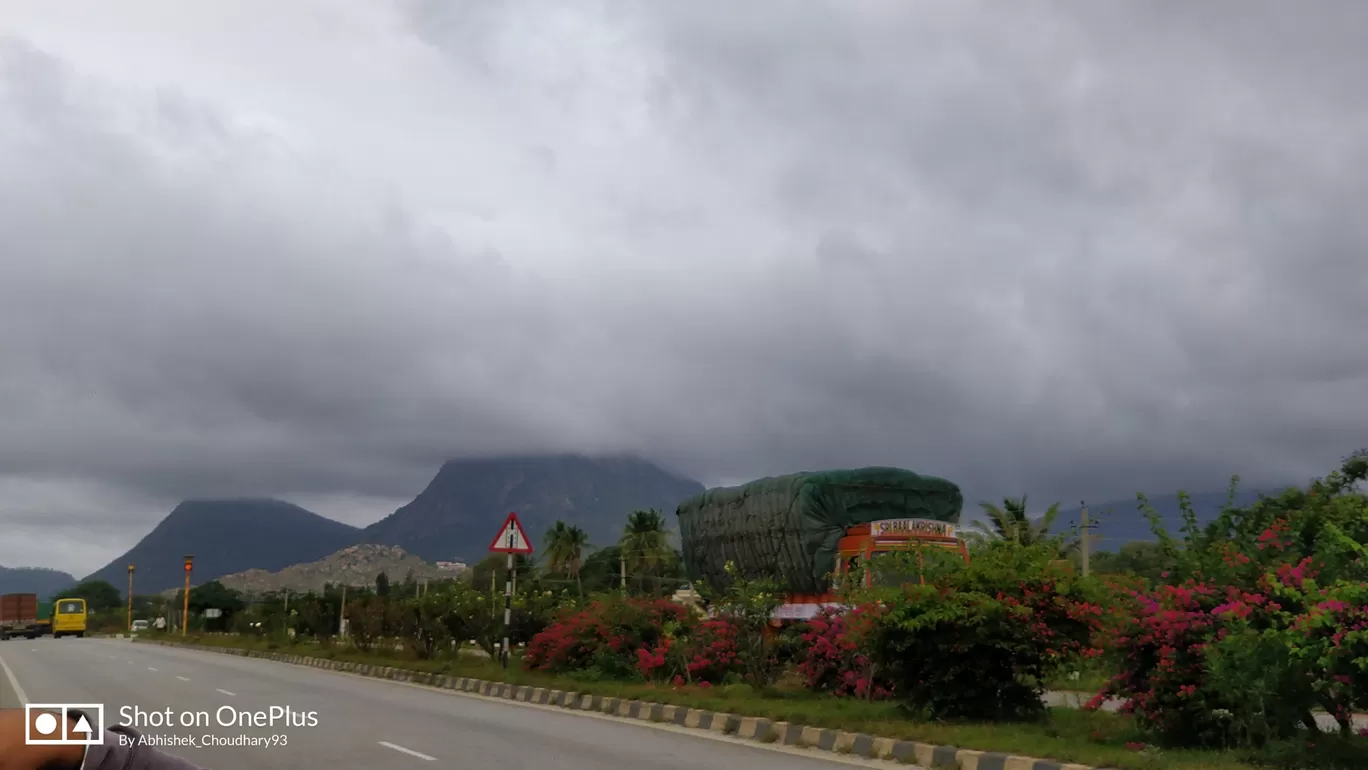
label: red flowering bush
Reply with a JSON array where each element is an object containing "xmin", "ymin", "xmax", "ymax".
[
  {"xmin": 797, "ymin": 605, "xmax": 893, "ymax": 699},
  {"xmin": 863, "ymin": 541, "xmax": 1106, "ymax": 720},
  {"xmin": 1098, "ymin": 454, "xmax": 1368, "ymax": 753},
  {"xmin": 523, "ymin": 596, "xmax": 689, "ymax": 678},
  {"xmin": 679, "ymin": 618, "xmax": 744, "ymax": 683}
]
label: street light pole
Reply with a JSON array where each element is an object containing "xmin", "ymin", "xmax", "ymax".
[
  {"xmin": 127, "ymin": 565, "xmax": 135, "ymax": 632},
  {"xmin": 182, "ymin": 555, "xmax": 194, "ymax": 636}
]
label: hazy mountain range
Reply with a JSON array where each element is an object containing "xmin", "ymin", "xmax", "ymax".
[
  {"xmin": 0, "ymin": 565, "xmax": 79, "ymax": 597},
  {"xmin": 16, "ymin": 453, "xmax": 1283, "ymax": 596},
  {"xmin": 81, "ymin": 454, "xmax": 704, "ymax": 593}
]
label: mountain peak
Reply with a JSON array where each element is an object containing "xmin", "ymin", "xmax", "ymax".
[
  {"xmin": 359, "ymin": 453, "xmax": 704, "ymax": 561},
  {"xmin": 83, "ymin": 498, "xmax": 361, "ymax": 592}
]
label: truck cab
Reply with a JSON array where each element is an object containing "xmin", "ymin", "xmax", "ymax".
[{"xmin": 772, "ymin": 518, "xmax": 969, "ymax": 622}]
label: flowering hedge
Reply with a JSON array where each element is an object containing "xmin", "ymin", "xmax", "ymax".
[
  {"xmin": 856, "ymin": 542, "xmax": 1107, "ymax": 720},
  {"xmin": 797, "ymin": 605, "xmax": 893, "ymax": 699},
  {"xmin": 1095, "ymin": 454, "xmax": 1368, "ymax": 752},
  {"xmin": 523, "ymin": 597, "xmax": 689, "ymax": 678}
]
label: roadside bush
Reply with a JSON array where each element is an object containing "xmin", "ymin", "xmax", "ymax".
[
  {"xmin": 523, "ymin": 596, "xmax": 690, "ymax": 678},
  {"xmin": 865, "ymin": 541, "xmax": 1106, "ymax": 720},
  {"xmin": 1096, "ymin": 454, "xmax": 1368, "ymax": 755},
  {"xmin": 797, "ymin": 605, "xmax": 893, "ymax": 699},
  {"xmin": 696, "ymin": 562, "xmax": 785, "ymax": 687}
]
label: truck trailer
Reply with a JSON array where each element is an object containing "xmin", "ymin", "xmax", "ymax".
[{"xmin": 0, "ymin": 593, "xmax": 43, "ymax": 640}]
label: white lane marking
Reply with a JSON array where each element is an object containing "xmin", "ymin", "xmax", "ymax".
[
  {"xmin": 378, "ymin": 741, "xmax": 436, "ymax": 761},
  {"xmin": 0, "ymin": 653, "xmax": 29, "ymax": 704},
  {"xmin": 176, "ymin": 676, "xmax": 190, "ymax": 682},
  {"xmin": 147, "ymin": 667, "xmax": 158, "ymax": 672},
  {"xmin": 29, "ymin": 648, "xmax": 37, "ymax": 652},
  {"xmin": 216, "ymin": 689, "xmax": 236, "ymax": 697},
  {"xmin": 108, "ymin": 655, "xmax": 117, "ymax": 660}
]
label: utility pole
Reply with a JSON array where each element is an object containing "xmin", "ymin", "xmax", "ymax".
[
  {"xmin": 339, "ymin": 584, "xmax": 347, "ymax": 638},
  {"xmin": 619, "ymin": 553, "xmax": 627, "ymax": 593},
  {"xmin": 182, "ymin": 555, "xmax": 194, "ymax": 636},
  {"xmin": 127, "ymin": 564, "xmax": 135, "ymax": 633},
  {"xmin": 1080, "ymin": 501, "xmax": 1090, "ymax": 577}
]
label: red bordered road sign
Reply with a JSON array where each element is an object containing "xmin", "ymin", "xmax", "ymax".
[{"xmin": 488, "ymin": 512, "xmax": 533, "ymax": 554}]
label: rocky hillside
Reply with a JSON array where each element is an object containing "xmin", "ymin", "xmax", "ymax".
[
  {"xmin": 217, "ymin": 544, "xmax": 456, "ymax": 596},
  {"xmin": 84, "ymin": 499, "xmax": 361, "ymax": 593},
  {"xmin": 357, "ymin": 454, "xmax": 705, "ymax": 562}
]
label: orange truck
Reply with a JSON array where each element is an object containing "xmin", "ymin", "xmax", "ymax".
[
  {"xmin": 0, "ymin": 593, "xmax": 41, "ymax": 640},
  {"xmin": 676, "ymin": 467, "xmax": 970, "ymax": 623},
  {"xmin": 774, "ymin": 518, "xmax": 970, "ymax": 620}
]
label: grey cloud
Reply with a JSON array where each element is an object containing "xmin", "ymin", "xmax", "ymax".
[{"xmin": 2, "ymin": 2, "xmax": 1367, "ymax": 571}]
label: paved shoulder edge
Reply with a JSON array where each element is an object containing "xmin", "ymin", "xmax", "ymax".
[{"xmin": 134, "ymin": 640, "xmax": 1111, "ymax": 770}]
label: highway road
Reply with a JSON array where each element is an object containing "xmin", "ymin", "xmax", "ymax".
[{"xmin": 0, "ymin": 638, "xmax": 889, "ymax": 770}]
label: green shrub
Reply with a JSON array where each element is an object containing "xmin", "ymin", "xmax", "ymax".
[
  {"xmin": 866, "ymin": 541, "xmax": 1106, "ymax": 720},
  {"xmin": 1098, "ymin": 454, "xmax": 1368, "ymax": 755}
]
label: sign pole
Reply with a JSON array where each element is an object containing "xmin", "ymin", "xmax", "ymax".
[
  {"xmin": 502, "ymin": 535, "xmax": 513, "ymax": 669},
  {"xmin": 487, "ymin": 512, "xmax": 533, "ymax": 669},
  {"xmin": 127, "ymin": 564, "xmax": 135, "ymax": 632}
]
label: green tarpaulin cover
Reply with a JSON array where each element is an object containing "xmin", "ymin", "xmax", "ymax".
[{"xmin": 676, "ymin": 467, "xmax": 963, "ymax": 595}]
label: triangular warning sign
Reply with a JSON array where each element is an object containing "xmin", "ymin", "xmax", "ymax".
[
  {"xmin": 72, "ymin": 715, "xmax": 93, "ymax": 735},
  {"xmin": 488, "ymin": 512, "xmax": 533, "ymax": 554}
]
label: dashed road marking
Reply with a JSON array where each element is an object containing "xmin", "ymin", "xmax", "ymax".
[
  {"xmin": 177, "ymin": 676, "xmax": 190, "ymax": 681},
  {"xmin": 147, "ymin": 667, "xmax": 158, "ymax": 672},
  {"xmin": 378, "ymin": 741, "xmax": 436, "ymax": 761},
  {"xmin": 216, "ymin": 688, "xmax": 236, "ymax": 697}
]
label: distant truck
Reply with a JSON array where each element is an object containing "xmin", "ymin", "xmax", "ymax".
[
  {"xmin": 676, "ymin": 467, "xmax": 969, "ymax": 621},
  {"xmin": 0, "ymin": 593, "xmax": 43, "ymax": 640}
]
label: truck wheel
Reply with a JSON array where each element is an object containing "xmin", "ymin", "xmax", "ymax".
[
  {"xmin": 52, "ymin": 632, "xmax": 61, "ymax": 639},
  {"xmin": 76, "ymin": 632, "xmax": 85, "ymax": 638}
]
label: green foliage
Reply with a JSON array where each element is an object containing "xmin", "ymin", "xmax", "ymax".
[
  {"xmin": 866, "ymin": 541, "xmax": 1106, "ymax": 721},
  {"xmin": 698, "ymin": 562, "xmax": 785, "ymax": 687},
  {"xmin": 970, "ymin": 496, "xmax": 1062, "ymax": 547},
  {"xmin": 375, "ymin": 571, "xmax": 390, "ymax": 597},
  {"xmin": 544, "ymin": 521, "xmax": 592, "ymax": 596},
  {"xmin": 1101, "ymin": 455, "xmax": 1368, "ymax": 756},
  {"xmin": 523, "ymin": 594, "xmax": 690, "ymax": 679},
  {"xmin": 619, "ymin": 508, "xmax": 676, "ymax": 594},
  {"xmin": 1087, "ymin": 541, "xmax": 1173, "ymax": 582},
  {"xmin": 58, "ymin": 579, "xmax": 122, "ymax": 611}
]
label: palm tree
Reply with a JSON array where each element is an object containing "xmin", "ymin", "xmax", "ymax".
[
  {"xmin": 618, "ymin": 508, "xmax": 673, "ymax": 594},
  {"xmin": 970, "ymin": 496, "xmax": 1060, "ymax": 546},
  {"xmin": 543, "ymin": 521, "xmax": 591, "ymax": 597}
]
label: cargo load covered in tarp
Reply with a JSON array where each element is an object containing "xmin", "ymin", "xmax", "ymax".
[{"xmin": 676, "ymin": 468, "xmax": 963, "ymax": 595}]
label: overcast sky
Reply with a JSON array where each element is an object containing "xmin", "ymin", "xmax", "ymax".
[{"xmin": 2, "ymin": 1, "xmax": 1365, "ymax": 576}]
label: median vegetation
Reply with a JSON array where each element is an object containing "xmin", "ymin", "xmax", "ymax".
[{"xmin": 140, "ymin": 455, "xmax": 1368, "ymax": 770}]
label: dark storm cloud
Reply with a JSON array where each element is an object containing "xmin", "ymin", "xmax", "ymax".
[{"xmin": 1, "ymin": 1, "xmax": 1366, "ymax": 572}]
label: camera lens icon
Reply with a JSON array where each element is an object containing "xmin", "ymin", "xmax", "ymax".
[
  {"xmin": 33, "ymin": 712, "xmax": 59, "ymax": 735},
  {"xmin": 24, "ymin": 704, "xmax": 104, "ymax": 746}
]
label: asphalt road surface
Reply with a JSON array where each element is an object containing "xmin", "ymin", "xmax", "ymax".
[{"xmin": 0, "ymin": 638, "xmax": 881, "ymax": 770}]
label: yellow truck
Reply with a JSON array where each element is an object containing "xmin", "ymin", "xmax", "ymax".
[{"xmin": 51, "ymin": 597, "xmax": 88, "ymax": 638}]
